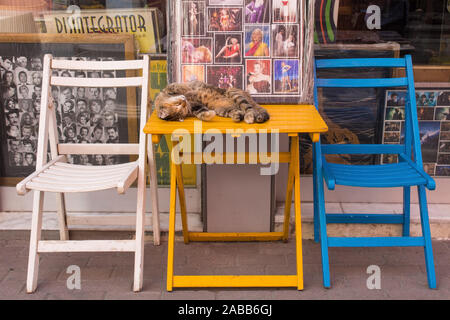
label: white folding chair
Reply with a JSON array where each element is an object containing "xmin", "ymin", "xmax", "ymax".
[{"xmin": 16, "ymin": 54, "xmax": 160, "ymax": 292}]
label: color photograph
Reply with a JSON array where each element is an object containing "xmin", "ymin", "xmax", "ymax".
[
  {"xmin": 273, "ymin": 0, "xmax": 297, "ymax": 23},
  {"xmin": 384, "ymin": 121, "xmax": 401, "ymax": 132},
  {"xmin": 272, "ymin": 24, "xmax": 299, "ymax": 58},
  {"xmin": 423, "ymin": 163, "xmax": 436, "ymax": 175},
  {"xmin": 214, "ymin": 34, "xmax": 242, "ymax": 64},
  {"xmin": 207, "ymin": 65, "xmax": 243, "ymax": 89},
  {"xmin": 209, "ymin": 0, "xmax": 243, "ymax": 5},
  {"xmin": 245, "ymin": 59, "xmax": 271, "ymax": 94},
  {"xmin": 417, "ymin": 107, "xmax": 435, "ymax": 121},
  {"xmin": 244, "ymin": 25, "xmax": 270, "ymax": 57},
  {"xmin": 244, "ymin": 0, "xmax": 270, "ymax": 24},
  {"xmin": 182, "ymin": 1, "xmax": 206, "ymax": 36},
  {"xmin": 384, "ymin": 132, "xmax": 400, "ymax": 143},
  {"xmin": 181, "ymin": 38, "xmax": 213, "ymax": 64},
  {"xmin": 414, "ymin": 122, "xmax": 440, "ymax": 162},
  {"xmin": 435, "ymin": 107, "xmax": 450, "ymax": 121},
  {"xmin": 416, "ymin": 91, "xmax": 439, "ymax": 107},
  {"xmin": 208, "ymin": 7, "xmax": 242, "ymax": 32},
  {"xmin": 435, "ymin": 165, "xmax": 450, "ymax": 176},
  {"xmin": 182, "ymin": 65, "xmax": 205, "ymax": 82},
  {"xmin": 385, "ymin": 107, "xmax": 405, "ymax": 120},
  {"xmin": 386, "ymin": 91, "xmax": 406, "ymax": 106},
  {"xmin": 437, "ymin": 91, "xmax": 450, "ymax": 106},
  {"xmin": 273, "ymin": 59, "xmax": 299, "ymax": 94}
]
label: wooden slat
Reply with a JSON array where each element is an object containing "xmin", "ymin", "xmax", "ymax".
[
  {"xmin": 327, "ymin": 236, "xmax": 425, "ymax": 248},
  {"xmin": 57, "ymin": 143, "xmax": 139, "ymax": 155},
  {"xmin": 173, "ymin": 275, "xmax": 298, "ymax": 288},
  {"xmin": 51, "ymin": 59, "xmax": 144, "ymax": 71},
  {"xmin": 316, "ymin": 58, "xmax": 406, "ymax": 68},
  {"xmin": 53, "ymin": 161, "xmax": 136, "ymax": 170},
  {"xmin": 316, "ymin": 77, "xmax": 408, "ymax": 88},
  {"xmin": 37, "ymin": 240, "xmax": 136, "ymax": 252},
  {"xmin": 16, "ymin": 155, "xmax": 66, "ymax": 195},
  {"xmin": 27, "ymin": 181, "xmax": 118, "ymax": 193},
  {"xmin": 322, "ymin": 144, "xmax": 405, "ymax": 155},
  {"xmin": 37, "ymin": 171, "xmax": 127, "ymax": 182},
  {"xmin": 50, "ymin": 76, "xmax": 143, "ymax": 87},
  {"xmin": 188, "ymin": 232, "xmax": 285, "ymax": 242}
]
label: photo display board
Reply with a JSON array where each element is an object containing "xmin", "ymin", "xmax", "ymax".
[
  {"xmin": 381, "ymin": 90, "xmax": 450, "ymax": 177},
  {"xmin": 170, "ymin": 0, "xmax": 311, "ymax": 104},
  {"xmin": 0, "ymin": 34, "xmax": 137, "ymax": 185}
]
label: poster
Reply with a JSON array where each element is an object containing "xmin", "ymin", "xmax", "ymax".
[
  {"xmin": 43, "ymin": 8, "xmax": 164, "ymax": 54},
  {"xmin": 174, "ymin": 0, "xmax": 304, "ymax": 103},
  {"xmin": 149, "ymin": 60, "xmax": 197, "ymax": 186},
  {"xmin": 381, "ymin": 90, "xmax": 450, "ymax": 177}
]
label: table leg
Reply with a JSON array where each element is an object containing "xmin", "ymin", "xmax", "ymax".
[
  {"xmin": 292, "ymin": 135, "xmax": 304, "ymax": 290},
  {"xmin": 167, "ymin": 160, "xmax": 178, "ymax": 292},
  {"xmin": 282, "ymin": 137, "xmax": 295, "ymax": 242},
  {"xmin": 176, "ymin": 164, "xmax": 189, "ymax": 244}
]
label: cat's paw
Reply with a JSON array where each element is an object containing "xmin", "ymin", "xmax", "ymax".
[
  {"xmin": 244, "ymin": 110, "xmax": 255, "ymax": 124},
  {"xmin": 246, "ymin": 108, "xmax": 270, "ymax": 123},
  {"xmin": 197, "ymin": 110, "xmax": 216, "ymax": 121},
  {"xmin": 229, "ymin": 109, "xmax": 244, "ymax": 122}
]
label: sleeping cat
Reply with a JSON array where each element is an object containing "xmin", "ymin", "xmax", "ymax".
[{"xmin": 154, "ymin": 81, "xmax": 270, "ymax": 123}]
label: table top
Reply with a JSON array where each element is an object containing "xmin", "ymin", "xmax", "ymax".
[{"xmin": 143, "ymin": 104, "xmax": 328, "ymax": 135}]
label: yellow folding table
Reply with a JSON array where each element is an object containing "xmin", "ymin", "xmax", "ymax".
[{"xmin": 143, "ymin": 104, "xmax": 328, "ymax": 291}]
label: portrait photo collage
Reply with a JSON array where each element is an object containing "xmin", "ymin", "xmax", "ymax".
[
  {"xmin": 381, "ymin": 90, "xmax": 450, "ymax": 176},
  {"xmin": 179, "ymin": 0, "xmax": 303, "ymax": 100},
  {"xmin": 1, "ymin": 55, "xmax": 129, "ymax": 176}
]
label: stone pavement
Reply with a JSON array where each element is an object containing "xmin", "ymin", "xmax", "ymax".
[{"xmin": 0, "ymin": 233, "xmax": 449, "ymax": 300}]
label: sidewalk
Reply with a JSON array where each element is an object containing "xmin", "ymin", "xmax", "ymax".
[{"xmin": 0, "ymin": 234, "xmax": 449, "ymax": 300}]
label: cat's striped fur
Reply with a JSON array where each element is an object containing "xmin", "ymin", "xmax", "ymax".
[{"xmin": 154, "ymin": 81, "xmax": 269, "ymax": 123}]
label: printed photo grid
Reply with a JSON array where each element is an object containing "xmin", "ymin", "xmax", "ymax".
[
  {"xmin": 381, "ymin": 90, "xmax": 450, "ymax": 177},
  {"xmin": 1, "ymin": 55, "xmax": 126, "ymax": 170},
  {"xmin": 178, "ymin": 0, "xmax": 302, "ymax": 99}
]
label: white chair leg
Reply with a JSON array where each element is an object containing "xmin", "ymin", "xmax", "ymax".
[
  {"xmin": 148, "ymin": 139, "xmax": 161, "ymax": 246},
  {"xmin": 56, "ymin": 193, "xmax": 69, "ymax": 241},
  {"xmin": 27, "ymin": 190, "xmax": 45, "ymax": 293},
  {"xmin": 133, "ymin": 167, "xmax": 146, "ymax": 292}
]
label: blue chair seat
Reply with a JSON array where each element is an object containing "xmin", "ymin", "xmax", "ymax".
[{"xmin": 323, "ymin": 161, "xmax": 435, "ymax": 190}]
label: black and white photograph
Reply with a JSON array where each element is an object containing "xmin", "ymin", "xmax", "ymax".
[{"xmin": 1, "ymin": 54, "xmax": 128, "ymax": 174}]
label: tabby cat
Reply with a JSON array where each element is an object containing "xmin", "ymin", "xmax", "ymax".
[{"xmin": 154, "ymin": 81, "xmax": 270, "ymax": 123}]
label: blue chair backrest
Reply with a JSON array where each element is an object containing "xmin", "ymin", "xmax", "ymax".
[{"xmin": 313, "ymin": 55, "xmax": 423, "ymax": 165}]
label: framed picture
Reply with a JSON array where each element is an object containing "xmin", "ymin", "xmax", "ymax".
[
  {"xmin": 273, "ymin": 0, "xmax": 298, "ymax": 23},
  {"xmin": 182, "ymin": 1, "xmax": 207, "ymax": 36},
  {"xmin": 207, "ymin": 65, "xmax": 244, "ymax": 89},
  {"xmin": 207, "ymin": 7, "xmax": 243, "ymax": 32},
  {"xmin": 181, "ymin": 37, "xmax": 213, "ymax": 64},
  {"xmin": 0, "ymin": 33, "xmax": 136, "ymax": 186},
  {"xmin": 244, "ymin": 25, "xmax": 270, "ymax": 57},
  {"xmin": 244, "ymin": 0, "xmax": 270, "ymax": 24},
  {"xmin": 214, "ymin": 33, "xmax": 243, "ymax": 64}
]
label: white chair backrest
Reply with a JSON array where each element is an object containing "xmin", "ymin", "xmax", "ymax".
[{"xmin": 37, "ymin": 54, "xmax": 150, "ymax": 169}]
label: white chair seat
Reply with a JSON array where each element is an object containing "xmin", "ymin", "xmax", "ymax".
[{"xmin": 25, "ymin": 161, "xmax": 138, "ymax": 193}]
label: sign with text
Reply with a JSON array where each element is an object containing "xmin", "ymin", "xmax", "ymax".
[{"xmin": 43, "ymin": 8, "xmax": 163, "ymax": 54}]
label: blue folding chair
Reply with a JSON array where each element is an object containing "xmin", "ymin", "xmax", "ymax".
[{"xmin": 312, "ymin": 55, "xmax": 436, "ymax": 289}]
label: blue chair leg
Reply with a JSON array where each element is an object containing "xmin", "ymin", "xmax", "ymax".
[
  {"xmin": 316, "ymin": 169, "xmax": 331, "ymax": 288},
  {"xmin": 312, "ymin": 145, "xmax": 320, "ymax": 243},
  {"xmin": 403, "ymin": 186, "xmax": 410, "ymax": 237},
  {"xmin": 417, "ymin": 185, "xmax": 437, "ymax": 289}
]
